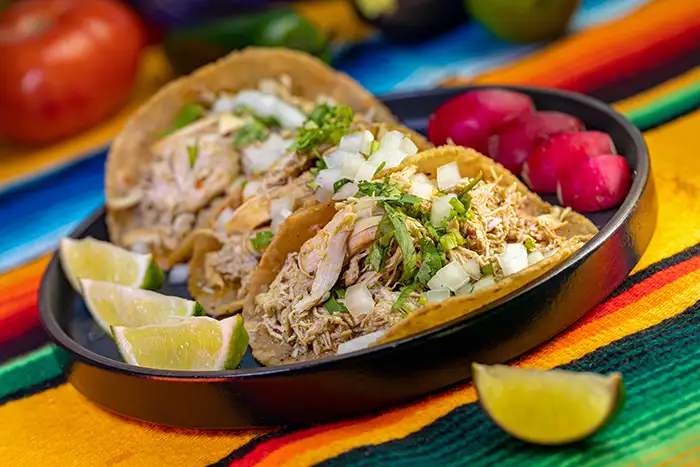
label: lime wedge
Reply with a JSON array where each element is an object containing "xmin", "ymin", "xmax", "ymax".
[
  {"xmin": 473, "ymin": 363, "xmax": 624, "ymax": 445},
  {"xmin": 59, "ymin": 237, "xmax": 164, "ymax": 293},
  {"xmin": 81, "ymin": 279, "xmax": 204, "ymax": 335},
  {"xmin": 113, "ymin": 315, "xmax": 249, "ymax": 371}
]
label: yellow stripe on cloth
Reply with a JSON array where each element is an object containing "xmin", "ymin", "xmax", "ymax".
[{"xmin": 0, "ymin": 384, "xmax": 264, "ymax": 466}]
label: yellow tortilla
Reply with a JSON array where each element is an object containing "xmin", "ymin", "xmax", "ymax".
[
  {"xmin": 243, "ymin": 145, "xmax": 598, "ymax": 366},
  {"xmin": 106, "ymin": 47, "xmax": 397, "ymax": 267},
  {"xmin": 188, "ymin": 123, "xmax": 432, "ymax": 316}
]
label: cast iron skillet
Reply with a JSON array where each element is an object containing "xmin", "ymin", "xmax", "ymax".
[{"xmin": 39, "ymin": 86, "xmax": 656, "ymax": 428}]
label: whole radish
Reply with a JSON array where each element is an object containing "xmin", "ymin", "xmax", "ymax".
[{"xmin": 557, "ymin": 155, "xmax": 632, "ymax": 212}]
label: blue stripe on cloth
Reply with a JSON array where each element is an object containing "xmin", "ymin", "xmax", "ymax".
[{"xmin": 0, "ymin": 152, "xmax": 106, "ymax": 272}]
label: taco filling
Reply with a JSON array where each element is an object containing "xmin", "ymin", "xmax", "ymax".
[
  {"xmin": 189, "ymin": 122, "xmax": 429, "ymax": 315},
  {"xmin": 252, "ymin": 160, "xmax": 585, "ymax": 361},
  {"xmin": 109, "ymin": 76, "xmax": 380, "ymax": 262}
]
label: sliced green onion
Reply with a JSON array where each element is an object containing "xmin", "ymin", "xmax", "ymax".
[{"xmin": 439, "ymin": 229, "xmax": 465, "ymax": 250}]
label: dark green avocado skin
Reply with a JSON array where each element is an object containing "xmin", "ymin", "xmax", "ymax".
[{"xmin": 351, "ymin": 0, "xmax": 470, "ymax": 43}]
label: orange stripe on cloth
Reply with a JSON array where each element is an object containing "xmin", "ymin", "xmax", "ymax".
[
  {"xmin": 442, "ymin": 0, "xmax": 700, "ymax": 92},
  {"xmin": 0, "ymin": 256, "xmax": 49, "ymax": 343},
  {"xmin": 231, "ymin": 257, "xmax": 700, "ymax": 467}
]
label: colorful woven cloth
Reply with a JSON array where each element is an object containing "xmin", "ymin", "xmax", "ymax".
[{"xmin": 1, "ymin": 0, "xmax": 700, "ymax": 465}]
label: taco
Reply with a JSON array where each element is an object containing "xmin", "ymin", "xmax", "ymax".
[
  {"xmin": 242, "ymin": 145, "xmax": 598, "ymax": 366},
  {"xmin": 188, "ymin": 123, "xmax": 432, "ymax": 316},
  {"xmin": 105, "ymin": 47, "xmax": 396, "ymax": 268}
]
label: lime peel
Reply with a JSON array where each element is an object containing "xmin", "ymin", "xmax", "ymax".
[
  {"xmin": 113, "ymin": 315, "xmax": 249, "ymax": 371},
  {"xmin": 59, "ymin": 237, "xmax": 164, "ymax": 292},
  {"xmin": 473, "ymin": 363, "xmax": 625, "ymax": 445}
]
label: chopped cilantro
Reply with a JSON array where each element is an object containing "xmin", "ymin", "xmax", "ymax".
[
  {"xmin": 459, "ymin": 192, "xmax": 472, "ymax": 212},
  {"xmin": 323, "ymin": 296, "xmax": 348, "ymax": 314},
  {"xmin": 335, "ymin": 288, "xmax": 346, "ymax": 299},
  {"xmin": 439, "ymin": 229, "xmax": 465, "ymax": 250},
  {"xmin": 463, "ymin": 171, "xmax": 483, "ymax": 192},
  {"xmin": 233, "ymin": 119, "xmax": 269, "ymax": 148},
  {"xmin": 357, "ymin": 178, "xmax": 402, "ymax": 199},
  {"xmin": 292, "ymin": 104, "xmax": 353, "ymax": 152},
  {"xmin": 384, "ymin": 204, "xmax": 417, "ymax": 281},
  {"xmin": 397, "ymin": 194, "xmax": 422, "ymax": 205},
  {"xmin": 415, "ymin": 239, "xmax": 444, "ymax": 286},
  {"xmin": 524, "ymin": 237, "xmax": 537, "ymax": 252},
  {"xmin": 449, "ymin": 197, "xmax": 466, "ymax": 215},
  {"xmin": 367, "ymin": 242, "xmax": 387, "ymax": 271},
  {"xmin": 333, "ymin": 178, "xmax": 352, "ymax": 193},
  {"xmin": 393, "ymin": 283, "xmax": 418, "ymax": 311},
  {"xmin": 481, "ymin": 263, "xmax": 494, "ymax": 276},
  {"xmin": 250, "ymin": 231, "xmax": 274, "ymax": 249},
  {"xmin": 187, "ymin": 144, "xmax": 198, "ymax": 168},
  {"xmin": 424, "ymin": 222, "xmax": 442, "ymax": 242},
  {"xmin": 374, "ymin": 161, "xmax": 386, "ymax": 176},
  {"xmin": 163, "ymin": 103, "xmax": 205, "ymax": 136}
]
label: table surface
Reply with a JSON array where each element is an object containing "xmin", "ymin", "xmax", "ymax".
[{"xmin": 1, "ymin": 0, "xmax": 700, "ymax": 465}]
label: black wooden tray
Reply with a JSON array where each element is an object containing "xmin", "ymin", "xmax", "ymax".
[{"xmin": 39, "ymin": 86, "xmax": 656, "ymax": 428}]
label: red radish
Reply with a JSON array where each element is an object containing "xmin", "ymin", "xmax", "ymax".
[
  {"xmin": 427, "ymin": 89, "xmax": 534, "ymax": 153},
  {"xmin": 522, "ymin": 131, "xmax": 616, "ymax": 193},
  {"xmin": 557, "ymin": 155, "xmax": 631, "ymax": 212},
  {"xmin": 488, "ymin": 111, "xmax": 584, "ymax": 174}
]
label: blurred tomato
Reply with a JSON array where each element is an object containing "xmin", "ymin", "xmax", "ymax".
[{"xmin": 0, "ymin": 0, "xmax": 145, "ymax": 145}]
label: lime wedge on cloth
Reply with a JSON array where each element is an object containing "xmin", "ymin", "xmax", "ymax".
[
  {"xmin": 113, "ymin": 315, "xmax": 249, "ymax": 371},
  {"xmin": 81, "ymin": 279, "xmax": 203, "ymax": 334},
  {"xmin": 60, "ymin": 237, "xmax": 164, "ymax": 292},
  {"xmin": 473, "ymin": 363, "xmax": 625, "ymax": 445}
]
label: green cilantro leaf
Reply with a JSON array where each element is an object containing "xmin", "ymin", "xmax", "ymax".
[
  {"xmin": 415, "ymin": 239, "xmax": 444, "ymax": 286},
  {"xmin": 384, "ymin": 204, "xmax": 417, "ymax": 281},
  {"xmin": 250, "ymin": 231, "xmax": 274, "ymax": 249},
  {"xmin": 292, "ymin": 104, "xmax": 354, "ymax": 152},
  {"xmin": 233, "ymin": 119, "xmax": 269, "ymax": 148},
  {"xmin": 393, "ymin": 283, "xmax": 419, "ymax": 311},
  {"xmin": 323, "ymin": 296, "xmax": 348, "ymax": 314},
  {"xmin": 481, "ymin": 263, "xmax": 494, "ymax": 276},
  {"xmin": 162, "ymin": 103, "xmax": 205, "ymax": 136},
  {"xmin": 187, "ymin": 144, "xmax": 199, "ymax": 168},
  {"xmin": 333, "ymin": 178, "xmax": 353, "ymax": 193}
]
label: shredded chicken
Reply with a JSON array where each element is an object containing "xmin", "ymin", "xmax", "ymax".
[
  {"xmin": 256, "ymin": 165, "xmax": 575, "ymax": 360},
  {"xmin": 202, "ymin": 232, "xmax": 265, "ymax": 300}
]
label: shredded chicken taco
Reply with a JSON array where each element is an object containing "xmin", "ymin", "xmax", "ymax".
[
  {"xmin": 242, "ymin": 146, "xmax": 598, "ymax": 366},
  {"xmin": 188, "ymin": 122, "xmax": 432, "ymax": 316},
  {"xmin": 105, "ymin": 47, "xmax": 396, "ymax": 268}
]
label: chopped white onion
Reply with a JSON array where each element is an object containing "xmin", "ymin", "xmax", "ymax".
[
  {"xmin": 218, "ymin": 114, "xmax": 245, "ymax": 135},
  {"xmin": 168, "ymin": 264, "xmax": 190, "ymax": 284},
  {"xmin": 471, "ymin": 275, "xmax": 496, "ymax": 292},
  {"xmin": 226, "ymin": 176, "xmax": 246, "ymax": 194},
  {"xmin": 410, "ymin": 173, "xmax": 435, "ymax": 200},
  {"xmin": 427, "ymin": 260, "xmax": 470, "ymax": 292},
  {"xmin": 437, "ymin": 161, "xmax": 462, "ymax": 190},
  {"xmin": 340, "ymin": 152, "xmax": 367, "ymax": 179},
  {"xmin": 270, "ymin": 197, "xmax": 294, "ymax": 233},
  {"xmin": 381, "ymin": 130, "xmax": 407, "ymax": 149},
  {"xmin": 315, "ymin": 187, "xmax": 333, "ymax": 202},
  {"xmin": 271, "ymin": 209, "xmax": 292, "ymax": 233},
  {"xmin": 216, "ymin": 207, "xmax": 234, "ymax": 231},
  {"xmin": 211, "ymin": 94, "xmax": 236, "ymax": 112},
  {"xmin": 544, "ymin": 248, "xmax": 559, "ymax": 258},
  {"xmin": 131, "ymin": 242, "xmax": 149, "ymax": 254},
  {"xmin": 455, "ymin": 282, "xmax": 473, "ymax": 296},
  {"xmin": 461, "ymin": 258, "xmax": 481, "ymax": 280},
  {"xmin": 340, "ymin": 130, "xmax": 374, "ymax": 154},
  {"xmin": 337, "ymin": 330, "xmax": 386, "ymax": 355},
  {"xmin": 496, "ymin": 243, "xmax": 529, "ymax": 276},
  {"xmin": 430, "ymin": 193, "xmax": 457, "ymax": 226},
  {"xmin": 230, "ymin": 90, "xmax": 306, "ymax": 128},
  {"xmin": 345, "ymin": 284, "xmax": 375, "ymax": 319},
  {"xmin": 354, "ymin": 161, "xmax": 380, "ymax": 183},
  {"xmin": 367, "ymin": 147, "xmax": 407, "ymax": 169},
  {"xmin": 528, "ymin": 250, "xmax": 545, "ymax": 265},
  {"xmin": 324, "ymin": 150, "xmax": 349, "ymax": 169},
  {"xmin": 332, "ymin": 182, "xmax": 359, "ymax": 200},
  {"xmin": 242, "ymin": 180, "xmax": 262, "ymax": 199},
  {"xmin": 242, "ymin": 133, "xmax": 293, "ymax": 175},
  {"xmin": 399, "ymin": 136, "xmax": 419, "ymax": 156},
  {"xmin": 425, "ymin": 289, "xmax": 451, "ymax": 303},
  {"xmin": 315, "ymin": 168, "xmax": 342, "ymax": 192}
]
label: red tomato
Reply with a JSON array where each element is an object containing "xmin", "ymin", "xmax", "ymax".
[{"xmin": 0, "ymin": 0, "xmax": 145, "ymax": 145}]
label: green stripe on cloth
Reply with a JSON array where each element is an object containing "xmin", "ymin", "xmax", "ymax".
[
  {"xmin": 625, "ymin": 80, "xmax": 700, "ymax": 130},
  {"xmin": 0, "ymin": 345, "xmax": 66, "ymax": 404},
  {"xmin": 319, "ymin": 305, "xmax": 700, "ymax": 467}
]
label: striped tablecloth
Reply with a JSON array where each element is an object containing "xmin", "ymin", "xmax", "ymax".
[{"xmin": 1, "ymin": 0, "xmax": 700, "ymax": 465}]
